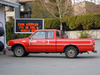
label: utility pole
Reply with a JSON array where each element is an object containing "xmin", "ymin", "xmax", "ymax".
[{"xmin": 15, "ymin": 0, "xmax": 20, "ymax": 18}]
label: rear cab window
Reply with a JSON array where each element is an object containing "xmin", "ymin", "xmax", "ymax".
[{"xmin": 56, "ymin": 31, "xmax": 60, "ymax": 38}]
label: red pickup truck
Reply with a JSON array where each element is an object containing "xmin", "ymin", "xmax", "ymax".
[{"xmin": 7, "ymin": 29, "xmax": 97, "ymax": 58}]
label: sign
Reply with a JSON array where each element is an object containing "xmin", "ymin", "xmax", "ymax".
[{"xmin": 14, "ymin": 18, "xmax": 44, "ymax": 33}]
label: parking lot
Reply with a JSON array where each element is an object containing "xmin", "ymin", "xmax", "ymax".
[{"xmin": 0, "ymin": 40, "xmax": 100, "ymax": 75}]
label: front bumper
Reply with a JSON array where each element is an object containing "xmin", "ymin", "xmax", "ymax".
[
  {"xmin": 92, "ymin": 50, "xmax": 97, "ymax": 53},
  {"xmin": 6, "ymin": 45, "xmax": 11, "ymax": 50}
]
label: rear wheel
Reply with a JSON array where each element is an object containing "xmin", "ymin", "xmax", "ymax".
[
  {"xmin": 13, "ymin": 46, "xmax": 25, "ymax": 57},
  {"xmin": 65, "ymin": 46, "xmax": 78, "ymax": 58}
]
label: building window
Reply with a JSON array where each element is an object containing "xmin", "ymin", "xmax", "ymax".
[
  {"xmin": 20, "ymin": 5, "xmax": 25, "ymax": 11},
  {"xmin": 24, "ymin": 14, "xmax": 27, "ymax": 18}
]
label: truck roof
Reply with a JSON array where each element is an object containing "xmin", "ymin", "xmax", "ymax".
[{"xmin": 36, "ymin": 29, "xmax": 58, "ymax": 31}]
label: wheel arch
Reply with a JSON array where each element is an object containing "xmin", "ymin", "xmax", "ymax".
[
  {"xmin": 64, "ymin": 45, "xmax": 79, "ymax": 53},
  {"xmin": 12, "ymin": 44, "xmax": 25, "ymax": 52}
]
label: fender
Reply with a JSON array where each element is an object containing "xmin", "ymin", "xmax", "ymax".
[
  {"xmin": 12, "ymin": 42, "xmax": 28, "ymax": 52},
  {"xmin": 63, "ymin": 44, "xmax": 79, "ymax": 52},
  {"xmin": 9, "ymin": 39, "xmax": 29, "ymax": 52}
]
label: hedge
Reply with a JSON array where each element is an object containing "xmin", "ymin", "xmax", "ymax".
[
  {"xmin": 6, "ymin": 21, "xmax": 14, "ymax": 41},
  {"xmin": 44, "ymin": 18, "xmax": 60, "ymax": 29},
  {"xmin": 61, "ymin": 14, "xmax": 100, "ymax": 30},
  {"xmin": 45, "ymin": 14, "xmax": 100, "ymax": 30},
  {"xmin": 5, "ymin": 14, "xmax": 100, "ymax": 41}
]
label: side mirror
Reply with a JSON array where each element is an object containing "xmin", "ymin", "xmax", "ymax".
[{"xmin": 29, "ymin": 37, "xmax": 33, "ymax": 41}]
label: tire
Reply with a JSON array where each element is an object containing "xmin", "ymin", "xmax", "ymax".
[
  {"xmin": 13, "ymin": 46, "xmax": 25, "ymax": 57},
  {"xmin": 0, "ymin": 27, "xmax": 4, "ymax": 36},
  {"xmin": 0, "ymin": 41, "xmax": 4, "ymax": 51},
  {"xmin": 65, "ymin": 46, "xmax": 78, "ymax": 58}
]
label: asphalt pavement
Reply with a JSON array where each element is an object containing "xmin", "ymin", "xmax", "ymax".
[{"xmin": 0, "ymin": 40, "xmax": 100, "ymax": 75}]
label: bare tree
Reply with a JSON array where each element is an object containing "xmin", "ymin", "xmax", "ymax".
[{"xmin": 40, "ymin": 0, "xmax": 73, "ymax": 30}]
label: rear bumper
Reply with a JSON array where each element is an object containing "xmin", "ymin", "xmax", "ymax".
[{"xmin": 92, "ymin": 50, "xmax": 97, "ymax": 53}]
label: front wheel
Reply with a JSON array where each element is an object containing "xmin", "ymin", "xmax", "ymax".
[
  {"xmin": 65, "ymin": 46, "xmax": 78, "ymax": 58},
  {"xmin": 13, "ymin": 46, "xmax": 25, "ymax": 57}
]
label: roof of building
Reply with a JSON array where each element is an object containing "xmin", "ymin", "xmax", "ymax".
[{"xmin": 0, "ymin": 0, "xmax": 20, "ymax": 7}]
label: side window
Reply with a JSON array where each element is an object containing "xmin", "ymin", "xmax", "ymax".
[
  {"xmin": 46, "ymin": 31, "xmax": 53, "ymax": 39},
  {"xmin": 31, "ymin": 31, "xmax": 45, "ymax": 39},
  {"xmin": 56, "ymin": 31, "xmax": 60, "ymax": 38}
]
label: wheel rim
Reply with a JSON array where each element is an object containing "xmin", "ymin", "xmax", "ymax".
[
  {"xmin": 15, "ymin": 48, "xmax": 24, "ymax": 56},
  {"xmin": 67, "ymin": 49, "xmax": 75, "ymax": 57}
]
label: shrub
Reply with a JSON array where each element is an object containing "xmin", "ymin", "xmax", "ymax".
[
  {"xmin": 6, "ymin": 21, "xmax": 14, "ymax": 41},
  {"xmin": 6, "ymin": 21, "xmax": 31, "ymax": 41},
  {"xmin": 44, "ymin": 18, "xmax": 60, "ymax": 29},
  {"xmin": 78, "ymin": 30, "xmax": 90, "ymax": 38},
  {"xmin": 61, "ymin": 14, "xmax": 100, "ymax": 30}
]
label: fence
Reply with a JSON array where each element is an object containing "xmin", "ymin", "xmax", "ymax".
[{"xmin": 65, "ymin": 29, "xmax": 100, "ymax": 39}]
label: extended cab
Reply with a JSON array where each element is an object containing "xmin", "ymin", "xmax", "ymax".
[{"xmin": 7, "ymin": 29, "xmax": 97, "ymax": 58}]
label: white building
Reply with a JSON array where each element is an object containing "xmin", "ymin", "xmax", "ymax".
[{"xmin": 6, "ymin": 0, "xmax": 20, "ymax": 21}]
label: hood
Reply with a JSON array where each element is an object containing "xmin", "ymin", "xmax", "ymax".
[{"xmin": 8, "ymin": 38, "xmax": 29, "ymax": 42}]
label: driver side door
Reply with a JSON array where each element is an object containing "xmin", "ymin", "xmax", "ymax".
[{"xmin": 28, "ymin": 31, "xmax": 46, "ymax": 52}]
